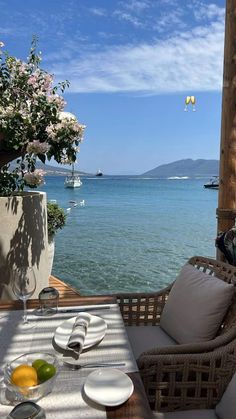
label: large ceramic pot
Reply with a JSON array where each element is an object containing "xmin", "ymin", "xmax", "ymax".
[{"xmin": 0, "ymin": 191, "xmax": 49, "ymax": 300}]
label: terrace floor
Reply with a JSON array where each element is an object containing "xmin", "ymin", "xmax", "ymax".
[{"xmin": 49, "ymin": 275, "xmax": 81, "ymax": 298}]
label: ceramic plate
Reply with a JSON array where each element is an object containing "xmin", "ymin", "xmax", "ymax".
[
  {"xmin": 54, "ymin": 314, "xmax": 107, "ymax": 351},
  {"xmin": 84, "ymin": 368, "xmax": 134, "ymax": 406}
]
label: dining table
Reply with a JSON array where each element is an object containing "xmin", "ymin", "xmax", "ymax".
[{"xmin": 0, "ymin": 295, "xmax": 153, "ymax": 419}]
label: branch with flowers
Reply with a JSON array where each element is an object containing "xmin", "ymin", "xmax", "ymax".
[{"xmin": 0, "ymin": 37, "xmax": 86, "ymax": 196}]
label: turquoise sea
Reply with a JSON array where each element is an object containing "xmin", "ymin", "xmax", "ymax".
[{"xmin": 40, "ymin": 176, "xmax": 218, "ymax": 295}]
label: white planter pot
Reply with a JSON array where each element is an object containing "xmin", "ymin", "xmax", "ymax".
[{"xmin": 0, "ymin": 191, "xmax": 49, "ymax": 300}]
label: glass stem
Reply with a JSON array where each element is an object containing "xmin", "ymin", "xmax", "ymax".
[{"xmin": 23, "ymin": 298, "xmax": 28, "ymax": 324}]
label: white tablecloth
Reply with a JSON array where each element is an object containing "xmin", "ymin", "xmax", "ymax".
[{"xmin": 0, "ymin": 304, "xmax": 138, "ymax": 418}]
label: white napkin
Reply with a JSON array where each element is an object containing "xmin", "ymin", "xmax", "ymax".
[{"xmin": 67, "ymin": 313, "xmax": 91, "ymax": 355}]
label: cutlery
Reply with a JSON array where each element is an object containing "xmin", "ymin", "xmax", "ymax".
[
  {"xmin": 59, "ymin": 306, "xmax": 111, "ymax": 314},
  {"xmin": 62, "ymin": 361, "xmax": 126, "ymax": 370}
]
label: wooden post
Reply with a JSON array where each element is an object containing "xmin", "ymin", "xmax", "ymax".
[{"xmin": 217, "ymin": 0, "xmax": 236, "ymax": 259}]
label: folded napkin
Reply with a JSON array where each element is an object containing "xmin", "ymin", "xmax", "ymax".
[{"xmin": 67, "ymin": 313, "xmax": 91, "ymax": 355}]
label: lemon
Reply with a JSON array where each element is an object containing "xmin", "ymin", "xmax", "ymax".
[
  {"xmin": 32, "ymin": 359, "xmax": 47, "ymax": 372},
  {"xmin": 37, "ymin": 363, "xmax": 56, "ymax": 383},
  {"xmin": 11, "ymin": 364, "xmax": 38, "ymax": 387}
]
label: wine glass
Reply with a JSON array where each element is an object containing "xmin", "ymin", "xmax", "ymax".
[{"xmin": 12, "ymin": 266, "xmax": 36, "ymax": 325}]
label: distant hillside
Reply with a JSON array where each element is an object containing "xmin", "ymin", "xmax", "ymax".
[
  {"xmin": 142, "ymin": 159, "xmax": 219, "ymax": 177},
  {"xmin": 10, "ymin": 160, "xmax": 90, "ymax": 176},
  {"xmin": 36, "ymin": 162, "xmax": 89, "ymax": 176}
]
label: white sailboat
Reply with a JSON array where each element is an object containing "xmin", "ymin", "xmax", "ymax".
[{"xmin": 64, "ymin": 164, "xmax": 82, "ymax": 188}]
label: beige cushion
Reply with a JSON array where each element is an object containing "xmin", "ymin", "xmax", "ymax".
[
  {"xmin": 215, "ymin": 373, "xmax": 236, "ymax": 419},
  {"xmin": 160, "ymin": 263, "xmax": 234, "ymax": 344},
  {"xmin": 126, "ymin": 325, "xmax": 177, "ymax": 359},
  {"xmin": 153, "ymin": 410, "xmax": 217, "ymax": 419}
]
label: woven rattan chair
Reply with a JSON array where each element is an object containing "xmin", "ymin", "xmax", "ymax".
[
  {"xmin": 153, "ymin": 370, "xmax": 236, "ymax": 418},
  {"xmin": 115, "ymin": 256, "xmax": 236, "ymax": 412}
]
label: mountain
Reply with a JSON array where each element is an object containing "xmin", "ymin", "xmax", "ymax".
[
  {"xmin": 10, "ymin": 160, "xmax": 90, "ymax": 176},
  {"xmin": 142, "ymin": 159, "xmax": 219, "ymax": 177},
  {"xmin": 35, "ymin": 162, "xmax": 89, "ymax": 176}
]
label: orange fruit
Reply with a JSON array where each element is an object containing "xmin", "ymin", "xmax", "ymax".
[
  {"xmin": 32, "ymin": 359, "xmax": 47, "ymax": 372},
  {"xmin": 11, "ymin": 364, "xmax": 38, "ymax": 387},
  {"xmin": 37, "ymin": 363, "xmax": 56, "ymax": 383}
]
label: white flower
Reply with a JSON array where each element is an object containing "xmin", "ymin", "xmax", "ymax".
[
  {"xmin": 27, "ymin": 75, "xmax": 38, "ymax": 86},
  {"xmin": 60, "ymin": 155, "xmax": 73, "ymax": 164},
  {"xmin": 26, "ymin": 140, "xmax": 50, "ymax": 154},
  {"xmin": 0, "ymin": 42, "xmax": 4, "ymax": 48},
  {"xmin": 47, "ymin": 94, "xmax": 65, "ymax": 110},
  {"xmin": 59, "ymin": 111, "xmax": 77, "ymax": 121},
  {"xmin": 24, "ymin": 169, "xmax": 45, "ymax": 187}
]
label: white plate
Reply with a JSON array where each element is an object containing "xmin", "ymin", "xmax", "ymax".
[
  {"xmin": 84, "ymin": 368, "xmax": 134, "ymax": 406},
  {"xmin": 54, "ymin": 314, "xmax": 107, "ymax": 351}
]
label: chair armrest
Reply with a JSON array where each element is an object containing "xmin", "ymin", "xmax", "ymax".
[
  {"xmin": 141, "ymin": 326, "xmax": 236, "ymax": 356},
  {"xmin": 115, "ymin": 284, "xmax": 173, "ymax": 325},
  {"xmin": 137, "ymin": 338, "xmax": 236, "ymax": 412}
]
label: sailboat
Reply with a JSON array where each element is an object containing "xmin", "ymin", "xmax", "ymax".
[{"xmin": 64, "ymin": 164, "xmax": 82, "ymax": 188}]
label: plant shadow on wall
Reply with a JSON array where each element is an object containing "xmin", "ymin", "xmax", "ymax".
[
  {"xmin": 0, "ymin": 37, "xmax": 85, "ymax": 298},
  {"xmin": 0, "ymin": 193, "xmax": 46, "ymax": 297}
]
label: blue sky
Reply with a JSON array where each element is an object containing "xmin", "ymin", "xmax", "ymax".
[{"xmin": 0, "ymin": 0, "xmax": 225, "ymax": 174}]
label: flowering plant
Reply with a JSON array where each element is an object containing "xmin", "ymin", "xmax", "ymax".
[{"xmin": 0, "ymin": 37, "xmax": 85, "ymax": 196}]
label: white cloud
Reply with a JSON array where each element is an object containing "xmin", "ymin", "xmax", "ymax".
[
  {"xmin": 49, "ymin": 13, "xmax": 225, "ymax": 95},
  {"xmin": 154, "ymin": 8, "xmax": 186, "ymax": 33},
  {"xmin": 89, "ymin": 8, "xmax": 107, "ymax": 17},
  {"xmin": 159, "ymin": 0, "xmax": 178, "ymax": 5},
  {"xmin": 190, "ymin": 1, "xmax": 225, "ymax": 21},
  {"xmin": 0, "ymin": 27, "xmax": 14, "ymax": 35},
  {"xmin": 113, "ymin": 10, "xmax": 144, "ymax": 27},
  {"xmin": 121, "ymin": 0, "xmax": 151, "ymax": 12}
]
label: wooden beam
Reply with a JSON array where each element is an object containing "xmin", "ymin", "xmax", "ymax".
[{"xmin": 217, "ymin": 0, "xmax": 236, "ymax": 259}]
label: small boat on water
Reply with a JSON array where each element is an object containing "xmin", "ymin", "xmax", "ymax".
[
  {"xmin": 96, "ymin": 169, "xmax": 103, "ymax": 177},
  {"xmin": 204, "ymin": 176, "xmax": 219, "ymax": 189},
  {"xmin": 64, "ymin": 164, "xmax": 82, "ymax": 188}
]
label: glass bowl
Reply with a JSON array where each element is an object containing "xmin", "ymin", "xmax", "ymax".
[{"xmin": 4, "ymin": 352, "xmax": 59, "ymax": 402}]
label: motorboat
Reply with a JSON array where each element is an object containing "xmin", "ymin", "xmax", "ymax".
[
  {"xmin": 64, "ymin": 164, "xmax": 82, "ymax": 188},
  {"xmin": 204, "ymin": 176, "xmax": 219, "ymax": 189},
  {"xmin": 96, "ymin": 169, "xmax": 103, "ymax": 177}
]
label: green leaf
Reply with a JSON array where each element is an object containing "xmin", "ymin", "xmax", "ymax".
[{"xmin": 38, "ymin": 154, "xmax": 46, "ymax": 164}]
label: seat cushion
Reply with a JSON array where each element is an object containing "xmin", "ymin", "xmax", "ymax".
[
  {"xmin": 160, "ymin": 263, "xmax": 234, "ymax": 344},
  {"xmin": 215, "ymin": 372, "xmax": 236, "ymax": 419},
  {"xmin": 126, "ymin": 325, "xmax": 177, "ymax": 359},
  {"xmin": 153, "ymin": 409, "xmax": 217, "ymax": 419}
]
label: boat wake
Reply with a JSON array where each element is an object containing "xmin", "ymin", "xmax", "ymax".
[{"xmin": 167, "ymin": 176, "xmax": 189, "ymax": 180}]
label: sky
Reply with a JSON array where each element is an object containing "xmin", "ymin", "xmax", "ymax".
[{"xmin": 0, "ymin": 0, "xmax": 225, "ymax": 175}]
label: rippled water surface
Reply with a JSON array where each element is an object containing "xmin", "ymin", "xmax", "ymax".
[{"xmin": 41, "ymin": 176, "xmax": 218, "ymax": 294}]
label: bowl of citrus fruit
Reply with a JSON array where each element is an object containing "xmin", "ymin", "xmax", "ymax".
[{"xmin": 4, "ymin": 352, "xmax": 59, "ymax": 402}]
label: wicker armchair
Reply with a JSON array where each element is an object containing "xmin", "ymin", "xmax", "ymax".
[{"xmin": 115, "ymin": 256, "xmax": 236, "ymax": 412}]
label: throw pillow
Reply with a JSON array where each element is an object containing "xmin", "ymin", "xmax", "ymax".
[{"xmin": 160, "ymin": 263, "xmax": 234, "ymax": 344}]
